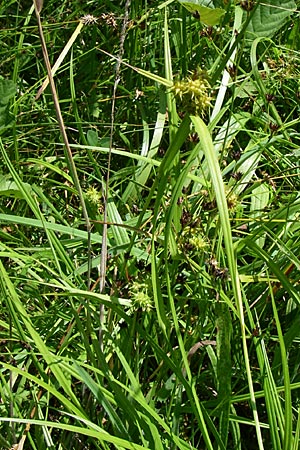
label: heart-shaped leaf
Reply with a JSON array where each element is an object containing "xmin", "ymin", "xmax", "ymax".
[
  {"xmin": 179, "ymin": 0, "xmax": 225, "ymax": 26},
  {"xmin": 245, "ymin": 0, "xmax": 296, "ymax": 40}
]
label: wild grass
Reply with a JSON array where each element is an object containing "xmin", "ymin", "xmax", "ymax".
[{"xmin": 0, "ymin": 0, "xmax": 300, "ymax": 449}]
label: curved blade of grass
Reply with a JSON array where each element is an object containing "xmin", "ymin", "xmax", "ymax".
[
  {"xmin": 0, "ymin": 416, "xmax": 149, "ymax": 450},
  {"xmin": 70, "ymin": 143, "xmax": 161, "ymax": 166},
  {"xmin": 0, "ymin": 214, "xmax": 102, "ymax": 244},
  {"xmin": 0, "ymin": 260, "xmax": 84, "ymax": 412},
  {"xmin": 159, "ymin": 122, "xmax": 226, "ymax": 449},
  {"xmin": 110, "ymin": 341, "xmax": 198, "ymax": 450},
  {"xmin": 191, "ymin": 115, "xmax": 264, "ymax": 450},
  {"xmin": 0, "ymin": 210, "xmax": 147, "ymax": 242}
]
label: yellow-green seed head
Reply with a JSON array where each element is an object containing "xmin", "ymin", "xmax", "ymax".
[{"xmin": 172, "ymin": 74, "xmax": 211, "ymax": 116}]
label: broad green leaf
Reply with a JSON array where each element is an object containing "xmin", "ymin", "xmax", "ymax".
[
  {"xmin": 179, "ymin": 0, "xmax": 225, "ymax": 26},
  {"xmin": 0, "ymin": 78, "xmax": 16, "ymax": 129},
  {"xmin": 0, "ymin": 77, "xmax": 16, "ymax": 106},
  {"xmin": 0, "ymin": 175, "xmax": 32, "ymax": 199},
  {"xmin": 250, "ymin": 183, "xmax": 270, "ymax": 248},
  {"xmin": 245, "ymin": 0, "xmax": 296, "ymax": 40},
  {"xmin": 86, "ymin": 129, "xmax": 100, "ymax": 146}
]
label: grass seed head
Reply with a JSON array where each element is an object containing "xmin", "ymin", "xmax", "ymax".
[
  {"xmin": 172, "ymin": 72, "xmax": 211, "ymax": 116},
  {"xmin": 85, "ymin": 186, "xmax": 102, "ymax": 205},
  {"xmin": 129, "ymin": 281, "xmax": 153, "ymax": 312}
]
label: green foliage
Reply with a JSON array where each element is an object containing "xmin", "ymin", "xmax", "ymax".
[
  {"xmin": 179, "ymin": 0, "xmax": 226, "ymax": 26},
  {"xmin": 245, "ymin": 0, "xmax": 297, "ymax": 41},
  {"xmin": 0, "ymin": 77, "xmax": 16, "ymax": 131},
  {"xmin": 0, "ymin": 0, "xmax": 300, "ymax": 449}
]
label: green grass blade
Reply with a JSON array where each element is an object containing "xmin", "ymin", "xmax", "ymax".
[
  {"xmin": 191, "ymin": 115, "xmax": 264, "ymax": 450},
  {"xmin": 163, "ymin": 7, "xmax": 179, "ymax": 142},
  {"xmin": 0, "ymin": 416, "xmax": 149, "ymax": 450},
  {"xmin": 0, "ymin": 260, "xmax": 84, "ymax": 412},
  {"xmin": 269, "ymin": 278, "xmax": 293, "ymax": 450}
]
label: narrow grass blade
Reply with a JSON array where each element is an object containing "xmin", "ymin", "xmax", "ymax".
[
  {"xmin": 163, "ymin": 8, "xmax": 179, "ymax": 142},
  {"xmin": 191, "ymin": 115, "xmax": 265, "ymax": 450},
  {"xmin": 250, "ymin": 183, "xmax": 270, "ymax": 248},
  {"xmin": 98, "ymin": 48, "xmax": 173, "ymax": 87},
  {"xmin": 215, "ymin": 301, "xmax": 232, "ymax": 447},
  {"xmin": 0, "ymin": 416, "xmax": 149, "ymax": 450},
  {"xmin": 269, "ymin": 278, "xmax": 293, "ymax": 450},
  {"xmin": 0, "ymin": 260, "xmax": 84, "ymax": 412},
  {"xmin": 35, "ymin": 20, "xmax": 84, "ymax": 99}
]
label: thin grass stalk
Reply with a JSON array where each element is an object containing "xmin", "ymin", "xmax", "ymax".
[
  {"xmin": 269, "ymin": 276, "xmax": 293, "ymax": 449},
  {"xmin": 32, "ymin": 5, "xmax": 95, "ymax": 402},
  {"xmin": 98, "ymin": 0, "xmax": 131, "ymax": 348},
  {"xmin": 32, "ymin": 0, "xmax": 92, "ymax": 289}
]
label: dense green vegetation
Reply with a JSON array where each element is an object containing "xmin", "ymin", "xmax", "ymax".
[{"xmin": 0, "ymin": 0, "xmax": 300, "ymax": 449}]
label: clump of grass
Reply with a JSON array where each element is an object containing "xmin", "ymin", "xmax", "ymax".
[{"xmin": 0, "ymin": 1, "xmax": 300, "ymax": 449}]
